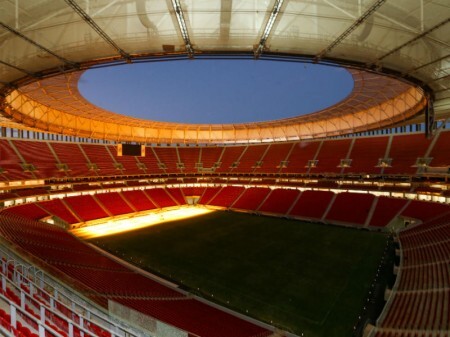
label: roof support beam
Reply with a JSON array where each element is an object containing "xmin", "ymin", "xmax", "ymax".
[
  {"xmin": 0, "ymin": 59, "xmax": 37, "ymax": 77},
  {"xmin": 406, "ymin": 54, "xmax": 450, "ymax": 75},
  {"xmin": 63, "ymin": 0, "xmax": 131, "ymax": 62},
  {"xmin": 170, "ymin": 0, "xmax": 194, "ymax": 57},
  {"xmin": 220, "ymin": 0, "xmax": 232, "ymax": 41},
  {"xmin": 0, "ymin": 22, "xmax": 79, "ymax": 69},
  {"xmin": 254, "ymin": 0, "xmax": 284, "ymax": 58},
  {"xmin": 315, "ymin": 0, "xmax": 387, "ymax": 62},
  {"xmin": 372, "ymin": 18, "xmax": 450, "ymax": 64}
]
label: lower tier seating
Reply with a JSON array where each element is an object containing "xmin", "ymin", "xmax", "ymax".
[{"xmin": 0, "ymin": 211, "xmax": 271, "ymax": 337}]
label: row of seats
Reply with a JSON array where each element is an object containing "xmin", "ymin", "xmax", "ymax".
[
  {"xmin": 1, "ymin": 262, "xmax": 112, "ymax": 337},
  {"xmin": 5, "ymin": 187, "xmax": 450, "ymax": 228},
  {"xmin": 2, "ymin": 132, "xmax": 450, "ymax": 180},
  {"xmin": 370, "ymin": 213, "xmax": 450, "ymax": 336}
]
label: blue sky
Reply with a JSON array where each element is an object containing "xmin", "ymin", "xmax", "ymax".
[{"xmin": 79, "ymin": 60, "xmax": 354, "ymax": 124}]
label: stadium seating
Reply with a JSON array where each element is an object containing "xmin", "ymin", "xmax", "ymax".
[
  {"xmin": 207, "ymin": 186, "xmax": 245, "ymax": 208},
  {"xmin": 2, "ymin": 131, "xmax": 450, "ymax": 337},
  {"xmin": 231, "ymin": 187, "xmax": 271, "ymax": 211},
  {"xmin": 258, "ymin": 188, "xmax": 300, "ymax": 215},
  {"xmin": 283, "ymin": 141, "xmax": 320, "ymax": 174},
  {"xmin": 4, "ymin": 203, "xmax": 49, "ymax": 221},
  {"xmin": 114, "ymin": 298, "xmax": 272, "ymax": 337},
  {"xmin": 166, "ymin": 188, "xmax": 187, "ymax": 205},
  {"xmin": 325, "ymin": 192, "xmax": 375, "ymax": 225},
  {"xmin": 344, "ymin": 136, "xmax": 388, "ymax": 175},
  {"xmin": 383, "ymin": 134, "xmax": 432, "ymax": 175},
  {"xmin": 153, "ymin": 147, "xmax": 179, "ymax": 173},
  {"xmin": 214, "ymin": 146, "xmax": 246, "ymax": 173},
  {"xmin": 233, "ymin": 145, "xmax": 268, "ymax": 173},
  {"xmin": 95, "ymin": 192, "xmax": 135, "ymax": 216},
  {"xmin": 259, "ymin": 143, "xmax": 293, "ymax": 173},
  {"xmin": 108, "ymin": 145, "xmax": 142, "ymax": 175},
  {"xmin": 80, "ymin": 143, "xmax": 119, "ymax": 176},
  {"xmin": 178, "ymin": 147, "xmax": 201, "ymax": 173},
  {"xmin": 50, "ymin": 142, "xmax": 94, "ymax": 177},
  {"xmin": 145, "ymin": 188, "xmax": 178, "ymax": 208},
  {"xmin": 12, "ymin": 140, "xmax": 65, "ymax": 179},
  {"xmin": 63, "ymin": 195, "xmax": 110, "ymax": 222},
  {"xmin": 0, "ymin": 132, "xmax": 449, "ymax": 180},
  {"xmin": 198, "ymin": 186, "xmax": 222, "ymax": 204},
  {"xmin": 372, "ymin": 213, "xmax": 450, "ymax": 336},
  {"xmin": 182, "ymin": 187, "xmax": 206, "ymax": 197},
  {"xmin": 428, "ymin": 130, "xmax": 450, "ymax": 167},
  {"xmin": 200, "ymin": 146, "xmax": 223, "ymax": 171},
  {"xmin": 121, "ymin": 190, "xmax": 158, "ymax": 211},
  {"xmin": 368, "ymin": 197, "xmax": 408, "ymax": 227},
  {"xmin": 135, "ymin": 146, "xmax": 161, "ymax": 173},
  {"xmin": 313, "ymin": 138, "xmax": 352, "ymax": 174},
  {"xmin": 0, "ymin": 139, "xmax": 33, "ymax": 180},
  {"xmin": 400, "ymin": 200, "xmax": 450, "ymax": 222},
  {"xmin": 0, "ymin": 211, "xmax": 272, "ymax": 337},
  {"xmin": 289, "ymin": 190, "xmax": 334, "ymax": 220}
]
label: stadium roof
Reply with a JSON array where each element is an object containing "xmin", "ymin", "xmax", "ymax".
[{"xmin": 0, "ymin": 0, "xmax": 449, "ymax": 143}]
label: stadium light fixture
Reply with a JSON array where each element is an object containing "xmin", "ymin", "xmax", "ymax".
[
  {"xmin": 171, "ymin": 0, "xmax": 194, "ymax": 57},
  {"xmin": 254, "ymin": 0, "xmax": 284, "ymax": 58}
]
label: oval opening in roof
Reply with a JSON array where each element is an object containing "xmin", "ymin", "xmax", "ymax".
[{"xmin": 78, "ymin": 59, "xmax": 354, "ymax": 124}]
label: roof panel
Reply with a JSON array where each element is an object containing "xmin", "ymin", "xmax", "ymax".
[{"xmin": 90, "ymin": 0, "xmax": 184, "ymax": 54}]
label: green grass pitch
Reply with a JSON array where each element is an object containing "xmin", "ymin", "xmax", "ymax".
[{"xmin": 90, "ymin": 210, "xmax": 388, "ymax": 337}]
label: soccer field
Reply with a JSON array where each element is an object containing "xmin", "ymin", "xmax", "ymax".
[{"xmin": 90, "ymin": 210, "xmax": 388, "ymax": 337}]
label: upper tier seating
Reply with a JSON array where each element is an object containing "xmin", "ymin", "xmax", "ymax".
[
  {"xmin": 343, "ymin": 136, "xmax": 389, "ymax": 175},
  {"xmin": 13, "ymin": 140, "xmax": 65, "ymax": 179},
  {"xmin": 1, "ymin": 131, "xmax": 450, "ymax": 180},
  {"xmin": 283, "ymin": 141, "xmax": 320, "ymax": 174},
  {"xmin": 233, "ymin": 145, "xmax": 268, "ymax": 173},
  {"xmin": 428, "ymin": 130, "xmax": 450, "ymax": 167},
  {"xmin": 50, "ymin": 142, "xmax": 94, "ymax": 177},
  {"xmin": 135, "ymin": 147, "xmax": 161, "ymax": 173},
  {"xmin": 0, "ymin": 139, "xmax": 33, "ymax": 180},
  {"xmin": 178, "ymin": 147, "xmax": 201, "ymax": 173},
  {"xmin": 383, "ymin": 134, "xmax": 432, "ymax": 175},
  {"xmin": 312, "ymin": 139, "xmax": 352, "ymax": 174},
  {"xmin": 259, "ymin": 143, "xmax": 293, "ymax": 173},
  {"xmin": 200, "ymin": 147, "xmax": 223, "ymax": 172},
  {"xmin": 80, "ymin": 144, "xmax": 119, "ymax": 176},
  {"xmin": 214, "ymin": 146, "xmax": 246, "ymax": 173},
  {"xmin": 153, "ymin": 147, "xmax": 179, "ymax": 173},
  {"xmin": 108, "ymin": 145, "xmax": 142, "ymax": 175}
]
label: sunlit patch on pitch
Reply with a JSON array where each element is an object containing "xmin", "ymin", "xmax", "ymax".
[{"xmin": 71, "ymin": 207, "xmax": 214, "ymax": 239}]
